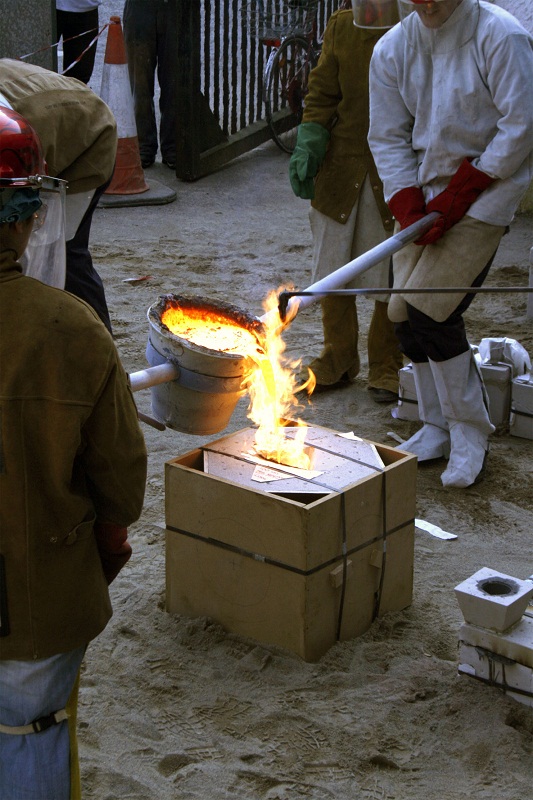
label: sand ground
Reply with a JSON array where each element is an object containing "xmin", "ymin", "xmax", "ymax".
[
  {"xmin": 76, "ymin": 5, "xmax": 533, "ymax": 795},
  {"xmin": 76, "ymin": 138, "xmax": 533, "ymax": 800}
]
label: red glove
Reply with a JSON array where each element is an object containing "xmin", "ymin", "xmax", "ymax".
[
  {"xmin": 388, "ymin": 187, "xmax": 427, "ymax": 230},
  {"xmin": 94, "ymin": 521, "xmax": 132, "ymax": 585},
  {"xmin": 417, "ymin": 158, "xmax": 495, "ymax": 245}
]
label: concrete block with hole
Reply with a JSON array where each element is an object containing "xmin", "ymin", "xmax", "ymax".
[{"xmin": 455, "ymin": 567, "xmax": 533, "ymax": 633}]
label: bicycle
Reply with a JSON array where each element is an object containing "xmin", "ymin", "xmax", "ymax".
[{"xmin": 242, "ymin": 0, "xmax": 322, "ymax": 154}]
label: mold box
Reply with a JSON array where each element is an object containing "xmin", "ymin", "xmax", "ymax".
[
  {"xmin": 394, "ymin": 362, "xmax": 513, "ymax": 428},
  {"xmin": 165, "ymin": 425, "xmax": 417, "ymax": 661},
  {"xmin": 480, "ymin": 362, "xmax": 512, "ymax": 430},
  {"xmin": 458, "ymin": 616, "xmax": 533, "ymax": 708},
  {"xmin": 510, "ymin": 375, "xmax": 533, "ymax": 440},
  {"xmin": 395, "ymin": 364, "xmax": 420, "ymax": 422}
]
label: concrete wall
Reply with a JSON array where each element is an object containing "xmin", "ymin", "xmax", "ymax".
[{"xmin": 0, "ymin": 0, "xmax": 56, "ymax": 71}]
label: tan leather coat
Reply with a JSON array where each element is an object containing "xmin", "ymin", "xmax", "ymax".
[
  {"xmin": 303, "ymin": 10, "xmax": 392, "ymax": 232},
  {"xmin": 0, "ymin": 252, "xmax": 146, "ymax": 660},
  {"xmin": 0, "ymin": 58, "xmax": 117, "ymax": 194}
]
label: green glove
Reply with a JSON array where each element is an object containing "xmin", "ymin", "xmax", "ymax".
[{"xmin": 289, "ymin": 122, "xmax": 330, "ymax": 200}]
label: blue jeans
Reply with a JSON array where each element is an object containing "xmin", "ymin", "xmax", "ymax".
[{"xmin": 0, "ymin": 646, "xmax": 85, "ymax": 800}]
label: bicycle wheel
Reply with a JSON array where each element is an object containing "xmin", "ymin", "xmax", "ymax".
[{"xmin": 264, "ymin": 35, "xmax": 318, "ymax": 154}]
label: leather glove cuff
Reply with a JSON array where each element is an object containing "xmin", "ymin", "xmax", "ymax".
[
  {"xmin": 427, "ymin": 158, "xmax": 495, "ymax": 216},
  {"xmin": 295, "ymin": 122, "xmax": 330, "ymax": 163},
  {"xmin": 419, "ymin": 159, "xmax": 496, "ymax": 244},
  {"xmin": 388, "ymin": 186, "xmax": 426, "ymax": 230}
]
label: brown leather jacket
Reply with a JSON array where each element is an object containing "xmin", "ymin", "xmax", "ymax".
[
  {"xmin": 0, "ymin": 252, "xmax": 147, "ymax": 660},
  {"xmin": 303, "ymin": 10, "xmax": 393, "ymax": 231},
  {"xmin": 0, "ymin": 58, "xmax": 117, "ymax": 195}
]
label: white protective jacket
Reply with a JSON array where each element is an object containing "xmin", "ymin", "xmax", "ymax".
[{"xmin": 368, "ymin": 0, "xmax": 533, "ymax": 227}]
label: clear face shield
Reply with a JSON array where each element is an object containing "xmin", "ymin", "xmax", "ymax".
[
  {"xmin": 397, "ymin": 0, "xmax": 480, "ymax": 52},
  {"xmin": 352, "ymin": 0, "xmax": 400, "ymax": 30},
  {"xmin": 19, "ymin": 176, "xmax": 68, "ymax": 289}
]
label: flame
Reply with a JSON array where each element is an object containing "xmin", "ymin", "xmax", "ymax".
[
  {"xmin": 242, "ymin": 289, "xmax": 315, "ymax": 469},
  {"xmin": 161, "ymin": 292, "xmax": 315, "ymax": 470}
]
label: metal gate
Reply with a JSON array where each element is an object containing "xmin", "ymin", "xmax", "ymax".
[{"xmin": 175, "ymin": 0, "xmax": 345, "ymax": 179}]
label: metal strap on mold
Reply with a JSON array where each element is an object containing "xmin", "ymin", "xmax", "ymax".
[
  {"xmin": 373, "ymin": 470, "xmax": 388, "ymax": 622},
  {"xmin": 166, "ymin": 519, "xmax": 411, "ymax": 578},
  {"xmin": 458, "ymin": 645, "xmax": 533, "ymax": 701},
  {"xmin": 251, "ymin": 430, "xmax": 388, "ymax": 481},
  {"xmin": 200, "ymin": 443, "xmax": 380, "ymax": 494},
  {"xmin": 336, "ymin": 493, "xmax": 348, "ymax": 641},
  {"xmin": 510, "ymin": 407, "xmax": 533, "ymax": 420},
  {"xmin": 198, "ymin": 434, "xmax": 395, "ymax": 637},
  {"xmin": 285, "ymin": 433, "xmax": 391, "ymax": 624},
  {"xmin": 203, "ymin": 446, "xmax": 364, "ymax": 493},
  {"xmin": 398, "ymin": 396, "xmax": 418, "ymax": 407}
]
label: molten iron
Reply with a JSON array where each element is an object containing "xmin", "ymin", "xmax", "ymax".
[{"xmin": 160, "ymin": 295, "xmax": 266, "ymax": 358}]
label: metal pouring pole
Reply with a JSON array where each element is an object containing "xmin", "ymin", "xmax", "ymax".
[
  {"xmin": 262, "ymin": 212, "xmax": 441, "ymax": 325},
  {"xmin": 278, "ymin": 286, "xmax": 533, "ymax": 320}
]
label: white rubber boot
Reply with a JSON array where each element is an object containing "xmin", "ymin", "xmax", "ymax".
[
  {"xmin": 430, "ymin": 351, "xmax": 495, "ymax": 488},
  {"xmin": 397, "ymin": 361, "xmax": 450, "ymax": 461}
]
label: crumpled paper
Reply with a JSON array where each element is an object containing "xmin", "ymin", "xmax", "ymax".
[{"xmin": 476, "ymin": 337, "xmax": 531, "ymax": 378}]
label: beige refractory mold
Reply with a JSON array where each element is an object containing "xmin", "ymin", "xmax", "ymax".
[{"xmin": 454, "ymin": 567, "xmax": 533, "ymax": 633}]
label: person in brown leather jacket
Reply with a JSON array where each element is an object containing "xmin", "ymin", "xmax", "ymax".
[
  {"xmin": 0, "ymin": 57, "xmax": 118, "ymax": 333},
  {"xmin": 289, "ymin": 2, "xmax": 403, "ymax": 401},
  {"xmin": 0, "ymin": 107, "xmax": 147, "ymax": 800}
]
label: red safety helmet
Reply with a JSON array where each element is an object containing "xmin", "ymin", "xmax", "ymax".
[
  {"xmin": 1, "ymin": 105, "xmax": 67, "ymax": 289},
  {"xmin": 0, "ymin": 105, "xmax": 47, "ymax": 187}
]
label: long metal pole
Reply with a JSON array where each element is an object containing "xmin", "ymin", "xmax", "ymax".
[
  {"xmin": 263, "ymin": 212, "xmax": 440, "ymax": 323},
  {"xmin": 278, "ymin": 286, "xmax": 533, "ymax": 319}
]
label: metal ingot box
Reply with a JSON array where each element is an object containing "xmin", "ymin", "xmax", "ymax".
[{"xmin": 165, "ymin": 425, "xmax": 417, "ymax": 661}]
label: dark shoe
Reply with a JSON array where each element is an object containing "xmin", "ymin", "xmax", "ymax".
[
  {"xmin": 313, "ymin": 372, "xmax": 352, "ymax": 394},
  {"xmin": 141, "ymin": 156, "xmax": 155, "ymax": 168},
  {"xmin": 369, "ymin": 387, "xmax": 398, "ymax": 404},
  {"xmin": 162, "ymin": 158, "xmax": 176, "ymax": 170}
]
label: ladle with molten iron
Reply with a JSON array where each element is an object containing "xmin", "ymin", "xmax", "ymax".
[{"xmin": 129, "ymin": 213, "xmax": 440, "ymax": 393}]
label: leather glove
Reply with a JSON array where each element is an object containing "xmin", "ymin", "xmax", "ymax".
[
  {"xmin": 417, "ymin": 158, "xmax": 496, "ymax": 245},
  {"xmin": 94, "ymin": 521, "xmax": 132, "ymax": 585},
  {"xmin": 388, "ymin": 186, "xmax": 427, "ymax": 230},
  {"xmin": 289, "ymin": 122, "xmax": 330, "ymax": 200}
]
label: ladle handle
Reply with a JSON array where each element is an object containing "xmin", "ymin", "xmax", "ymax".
[{"xmin": 129, "ymin": 362, "xmax": 179, "ymax": 392}]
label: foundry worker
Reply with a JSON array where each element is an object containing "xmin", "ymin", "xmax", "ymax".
[
  {"xmin": 123, "ymin": 0, "xmax": 178, "ymax": 169},
  {"xmin": 368, "ymin": 0, "xmax": 533, "ymax": 487},
  {"xmin": 0, "ymin": 107, "xmax": 147, "ymax": 800},
  {"xmin": 289, "ymin": 0, "xmax": 404, "ymax": 402},
  {"xmin": 0, "ymin": 57, "xmax": 118, "ymax": 333}
]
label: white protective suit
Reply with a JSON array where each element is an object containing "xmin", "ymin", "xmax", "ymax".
[
  {"xmin": 367, "ymin": 0, "xmax": 533, "ymax": 489},
  {"xmin": 368, "ymin": 0, "xmax": 533, "ymax": 227}
]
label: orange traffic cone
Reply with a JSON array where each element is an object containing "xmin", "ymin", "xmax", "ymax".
[{"xmin": 100, "ymin": 16, "xmax": 148, "ymax": 195}]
